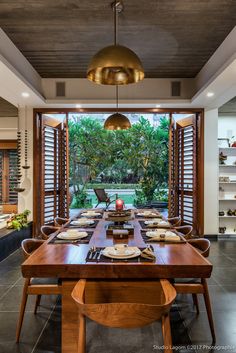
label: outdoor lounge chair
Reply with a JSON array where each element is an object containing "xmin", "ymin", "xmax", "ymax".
[{"xmin": 93, "ymin": 188, "xmax": 118, "ymax": 209}]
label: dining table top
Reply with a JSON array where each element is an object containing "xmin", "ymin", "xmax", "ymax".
[{"xmin": 21, "ymin": 209, "xmax": 212, "ymax": 280}]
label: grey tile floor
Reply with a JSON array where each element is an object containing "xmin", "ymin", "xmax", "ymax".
[{"xmin": 0, "ymin": 239, "xmax": 236, "ymax": 353}]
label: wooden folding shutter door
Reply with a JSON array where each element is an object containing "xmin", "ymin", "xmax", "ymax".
[
  {"xmin": 34, "ymin": 113, "xmax": 69, "ymax": 235},
  {"xmin": 169, "ymin": 113, "xmax": 204, "ymax": 235}
]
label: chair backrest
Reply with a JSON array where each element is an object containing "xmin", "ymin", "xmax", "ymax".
[
  {"xmin": 174, "ymin": 225, "xmax": 193, "ymax": 239},
  {"xmin": 72, "ymin": 279, "xmax": 176, "ymax": 328},
  {"xmin": 167, "ymin": 216, "xmax": 181, "ymax": 226},
  {"xmin": 21, "ymin": 239, "xmax": 45, "ymax": 259},
  {"xmin": 54, "ymin": 217, "xmax": 69, "ymax": 227},
  {"xmin": 94, "ymin": 188, "xmax": 108, "ymax": 202},
  {"xmin": 41, "ymin": 225, "xmax": 59, "ymax": 240},
  {"xmin": 187, "ymin": 238, "xmax": 210, "ymax": 258}
]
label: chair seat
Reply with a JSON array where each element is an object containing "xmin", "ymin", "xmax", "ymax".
[{"xmin": 31, "ymin": 277, "xmax": 60, "ymax": 285}]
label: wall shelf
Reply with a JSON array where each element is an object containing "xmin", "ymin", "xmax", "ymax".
[{"xmin": 219, "ymin": 165, "xmax": 236, "ymax": 167}]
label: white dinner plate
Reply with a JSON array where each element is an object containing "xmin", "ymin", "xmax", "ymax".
[
  {"xmin": 144, "ymin": 218, "xmax": 162, "ymax": 225},
  {"xmin": 71, "ymin": 220, "xmax": 94, "ymax": 226},
  {"xmin": 102, "ymin": 247, "xmax": 141, "ymax": 259},
  {"xmin": 81, "ymin": 212, "xmax": 101, "ymax": 217},
  {"xmin": 57, "ymin": 231, "xmax": 88, "ymax": 240},
  {"xmin": 145, "ymin": 229, "xmax": 167, "ymax": 237}
]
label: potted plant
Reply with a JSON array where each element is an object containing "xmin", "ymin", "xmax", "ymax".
[{"xmin": 7, "ymin": 210, "xmax": 31, "ymax": 231}]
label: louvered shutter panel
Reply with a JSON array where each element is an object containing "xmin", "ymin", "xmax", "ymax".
[
  {"xmin": 34, "ymin": 113, "xmax": 69, "ymax": 232},
  {"xmin": 8, "ymin": 149, "xmax": 18, "ymax": 204},
  {"xmin": 168, "ymin": 116, "xmax": 177, "ymax": 217},
  {"xmin": 0, "ymin": 151, "xmax": 3, "ymax": 203},
  {"xmin": 169, "ymin": 115, "xmax": 200, "ymax": 234}
]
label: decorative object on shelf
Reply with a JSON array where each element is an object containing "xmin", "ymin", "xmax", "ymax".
[
  {"xmin": 104, "ymin": 86, "xmax": 131, "ymax": 130},
  {"xmin": 219, "ymin": 226, "xmax": 226, "ymax": 234},
  {"xmin": 218, "ymin": 138, "xmax": 230, "ymax": 148},
  {"xmin": 219, "ymin": 211, "xmax": 225, "ymax": 216},
  {"xmin": 87, "ymin": 1, "xmax": 144, "ymax": 85},
  {"xmin": 6, "ymin": 210, "xmax": 30, "ymax": 231},
  {"xmin": 219, "ymin": 152, "xmax": 227, "ymax": 165},
  {"xmin": 22, "ymin": 107, "xmax": 30, "ymax": 170},
  {"xmin": 219, "ymin": 176, "xmax": 230, "ymax": 182},
  {"xmin": 227, "ymin": 209, "xmax": 233, "ymax": 216}
]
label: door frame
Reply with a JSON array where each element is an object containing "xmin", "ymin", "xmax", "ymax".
[{"xmin": 33, "ymin": 108, "xmax": 204, "ymax": 235}]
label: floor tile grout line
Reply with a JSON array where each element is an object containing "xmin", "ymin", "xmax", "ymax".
[
  {"xmin": 30, "ymin": 298, "xmax": 59, "ymax": 353},
  {"xmin": 0, "ymin": 248, "xmax": 21, "ymax": 265},
  {"xmin": 0, "ymin": 276, "xmax": 22, "ymax": 301}
]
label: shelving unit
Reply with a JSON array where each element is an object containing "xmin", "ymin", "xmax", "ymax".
[{"xmin": 218, "ymin": 144, "xmax": 236, "ymax": 237}]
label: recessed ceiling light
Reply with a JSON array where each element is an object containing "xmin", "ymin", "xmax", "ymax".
[
  {"xmin": 207, "ymin": 92, "xmax": 214, "ymax": 97},
  {"xmin": 155, "ymin": 104, "xmax": 161, "ymax": 108},
  {"xmin": 75, "ymin": 104, "xmax": 82, "ymax": 108},
  {"xmin": 21, "ymin": 92, "xmax": 30, "ymax": 98}
]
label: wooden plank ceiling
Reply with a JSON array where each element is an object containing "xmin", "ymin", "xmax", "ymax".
[{"xmin": 0, "ymin": 0, "xmax": 235, "ymax": 78}]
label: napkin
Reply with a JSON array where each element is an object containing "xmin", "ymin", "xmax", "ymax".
[
  {"xmin": 140, "ymin": 247, "xmax": 156, "ymax": 261},
  {"xmin": 146, "ymin": 230, "xmax": 181, "ymax": 242}
]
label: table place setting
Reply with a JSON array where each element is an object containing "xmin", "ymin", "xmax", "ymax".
[
  {"xmin": 135, "ymin": 210, "xmax": 162, "ymax": 218},
  {"xmin": 68, "ymin": 218, "xmax": 99, "ymax": 228},
  {"xmin": 139, "ymin": 218, "xmax": 170, "ymax": 229},
  {"xmin": 141, "ymin": 229, "xmax": 186, "ymax": 243},
  {"xmin": 85, "ymin": 244, "xmax": 156, "ymax": 263},
  {"xmin": 80, "ymin": 210, "xmax": 102, "ymax": 218},
  {"xmin": 49, "ymin": 229, "xmax": 94, "ymax": 244}
]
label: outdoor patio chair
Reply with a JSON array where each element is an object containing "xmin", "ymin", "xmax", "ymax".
[{"xmin": 93, "ymin": 188, "xmax": 118, "ymax": 209}]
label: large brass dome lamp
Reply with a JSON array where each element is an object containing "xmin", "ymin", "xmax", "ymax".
[
  {"xmin": 104, "ymin": 86, "xmax": 131, "ymax": 130},
  {"xmin": 87, "ymin": 1, "xmax": 144, "ymax": 85}
]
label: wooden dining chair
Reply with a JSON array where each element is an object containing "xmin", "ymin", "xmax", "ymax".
[
  {"xmin": 41, "ymin": 225, "xmax": 59, "ymax": 240},
  {"xmin": 16, "ymin": 239, "xmax": 62, "ymax": 342},
  {"xmin": 71, "ymin": 279, "xmax": 176, "ymax": 353},
  {"xmin": 54, "ymin": 216, "xmax": 69, "ymax": 227},
  {"xmin": 174, "ymin": 225, "xmax": 193, "ymax": 239},
  {"xmin": 167, "ymin": 216, "xmax": 181, "ymax": 227},
  {"xmin": 173, "ymin": 238, "xmax": 215, "ymax": 342}
]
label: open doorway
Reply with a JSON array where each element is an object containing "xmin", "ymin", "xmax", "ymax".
[{"xmin": 33, "ymin": 109, "xmax": 204, "ymax": 235}]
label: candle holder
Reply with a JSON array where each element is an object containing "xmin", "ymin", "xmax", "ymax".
[{"xmin": 115, "ymin": 198, "xmax": 124, "ymax": 211}]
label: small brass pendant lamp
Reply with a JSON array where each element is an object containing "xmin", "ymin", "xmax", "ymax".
[{"xmin": 104, "ymin": 85, "xmax": 131, "ymax": 130}]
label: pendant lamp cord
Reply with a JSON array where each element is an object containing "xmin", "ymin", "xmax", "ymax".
[
  {"xmin": 114, "ymin": 1, "xmax": 118, "ymax": 45},
  {"xmin": 116, "ymin": 85, "xmax": 118, "ymax": 113}
]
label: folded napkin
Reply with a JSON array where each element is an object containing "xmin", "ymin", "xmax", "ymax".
[
  {"xmin": 146, "ymin": 230, "xmax": 181, "ymax": 242},
  {"xmin": 140, "ymin": 247, "xmax": 156, "ymax": 261}
]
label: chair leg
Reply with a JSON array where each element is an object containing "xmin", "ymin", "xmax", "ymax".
[
  {"xmin": 161, "ymin": 314, "xmax": 173, "ymax": 353},
  {"xmin": 192, "ymin": 293, "xmax": 200, "ymax": 315},
  {"xmin": 78, "ymin": 313, "xmax": 86, "ymax": 353},
  {"xmin": 34, "ymin": 294, "xmax": 41, "ymax": 315},
  {"xmin": 16, "ymin": 278, "xmax": 30, "ymax": 343},
  {"xmin": 202, "ymin": 278, "xmax": 216, "ymax": 343}
]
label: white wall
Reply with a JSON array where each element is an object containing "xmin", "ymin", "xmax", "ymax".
[
  {"xmin": 42, "ymin": 78, "xmax": 196, "ymax": 101},
  {"xmin": 204, "ymin": 108, "xmax": 219, "ymax": 234},
  {"xmin": 218, "ymin": 115, "xmax": 236, "ymax": 139},
  {"xmin": 0, "ymin": 117, "xmax": 17, "ymax": 139}
]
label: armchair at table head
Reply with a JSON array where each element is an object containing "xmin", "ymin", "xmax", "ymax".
[{"xmin": 71, "ymin": 279, "xmax": 176, "ymax": 353}]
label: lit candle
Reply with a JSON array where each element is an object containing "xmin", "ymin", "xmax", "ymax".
[{"xmin": 115, "ymin": 199, "xmax": 124, "ymax": 211}]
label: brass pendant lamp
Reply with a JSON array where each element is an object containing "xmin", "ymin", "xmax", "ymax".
[
  {"xmin": 87, "ymin": 1, "xmax": 144, "ymax": 85},
  {"xmin": 104, "ymin": 85, "xmax": 131, "ymax": 130}
]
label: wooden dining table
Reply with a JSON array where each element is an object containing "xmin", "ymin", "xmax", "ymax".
[{"xmin": 21, "ymin": 211, "xmax": 213, "ymax": 353}]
